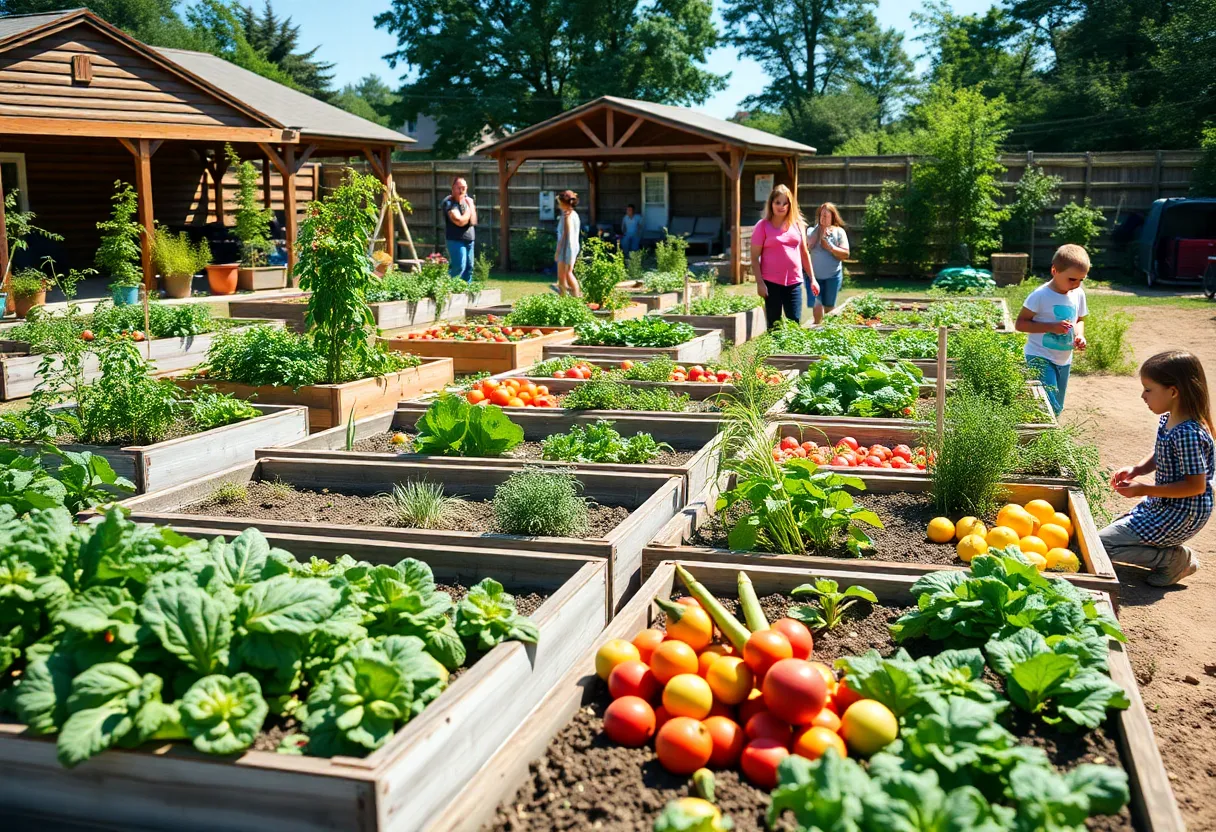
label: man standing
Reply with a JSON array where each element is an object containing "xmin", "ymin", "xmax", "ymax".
[
  {"xmin": 441, "ymin": 177, "xmax": 477, "ymax": 281},
  {"xmin": 620, "ymin": 204, "xmax": 643, "ymax": 255}
]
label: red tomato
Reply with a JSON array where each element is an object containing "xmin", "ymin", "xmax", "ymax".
[
  {"xmin": 893, "ymin": 444, "xmax": 913, "ymax": 461},
  {"xmin": 865, "ymin": 455, "xmax": 884, "ymax": 467},
  {"xmin": 793, "ymin": 725, "xmax": 847, "ymax": 761},
  {"xmin": 632, "ymin": 628, "xmax": 665, "ymax": 664},
  {"xmin": 840, "ymin": 436, "xmax": 860, "ymax": 451},
  {"xmin": 744, "ymin": 630, "xmax": 793, "ymax": 680},
  {"xmin": 830, "ymin": 455, "xmax": 851, "ymax": 467},
  {"xmin": 833, "ymin": 678, "xmax": 865, "ymax": 713},
  {"xmin": 738, "ymin": 689, "xmax": 767, "ymax": 726},
  {"xmin": 603, "ymin": 696, "xmax": 655, "ymax": 747},
  {"xmin": 780, "ymin": 436, "xmax": 800, "ymax": 451},
  {"xmin": 716, "ymin": 370, "xmax": 732, "ymax": 383},
  {"xmin": 608, "ymin": 660, "xmax": 659, "ymax": 701},
  {"xmin": 654, "ymin": 704, "xmax": 673, "ymax": 734},
  {"xmin": 763, "ymin": 659, "xmax": 827, "ymax": 726},
  {"xmin": 688, "ymin": 366, "xmax": 705, "ymax": 381},
  {"xmin": 655, "ymin": 717, "xmax": 713, "ymax": 775},
  {"xmin": 769, "ymin": 618, "xmax": 814, "ymax": 660},
  {"xmin": 801, "ymin": 441, "xmax": 816, "ymax": 452},
  {"xmin": 620, "ymin": 360, "xmax": 634, "ymax": 370},
  {"xmin": 745, "ymin": 710, "xmax": 792, "ymax": 746},
  {"xmin": 703, "ymin": 716, "xmax": 745, "ymax": 768},
  {"xmin": 740, "ymin": 739, "xmax": 789, "ymax": 789}
]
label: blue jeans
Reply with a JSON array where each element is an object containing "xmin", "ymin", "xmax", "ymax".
[
  {"xmin": 809, "ymin": 273, "xmax": 842, "ymax": 308},
  {"xmin": 446, "ymin": 240, "xmax": 474, "ymax": 282},
  {"xmin": 763, "ymin": 281, "xmax": 802, "ymax": 329},
  {"xmin": 620, "ymin": 232, "xmax": 642, "ymax": 254},
  {"xmin": 1027, "ymin": 356, "xmax": 1070, "ymax": 415}
]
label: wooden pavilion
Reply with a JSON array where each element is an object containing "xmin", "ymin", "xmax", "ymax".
[
  {"xmin": 480, "ymin": 96, "xmax": 816, "ymax": 282},
  {"xmin": 0, "ymin": 8, "xmax": 408, "ymax": 289}
]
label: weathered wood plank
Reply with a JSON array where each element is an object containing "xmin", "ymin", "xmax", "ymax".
[
  {"xmin": 383, "ymin": 327, "xmax": 577, "ymax": 374},
  {"xmin": 543, "ymin": 329, "xmax": 723, "ymax": 365},
  {"xmin": 659, "ymin": 306, "xmax": 767, "ymax": 345}
]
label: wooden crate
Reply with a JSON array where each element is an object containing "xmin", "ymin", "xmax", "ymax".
[
  {"xmin": 658, "ymin": 306, "xmax": 767, "ymax": 345},
  {"xmin": 827, "ymin": 295, "xmax": 1014, "ymax": 333},
  {"xmin": 383, "ymin": 327, "xmax": 577, "ymax": 374},
  {"xmin": 465, "ymin": 301, "xmax": 648, "ymax": 322},
  {"xmin": 0, "ymin": 537, "xmax": 608, "ymax": 832},
  {"xmin": 111, "ymin": 457, "xmax": 682, "ymax": 610},
  {"xmin": 228, "ymin": 289, "xmax": 504, "ymax": 334},
  {"xmin": 0, "ymin": 320, "xmax": 279, "ymax": 401},
  {"xmin": 261, "ymin": 408, "xmax": 723, "ymax": 504},
  {"xmin": 642, "ymin": 470, "xmax": 1120, "ymax": 602},
  {"xmin": 0, "ymin": 404, "xmax": 307, "ymax": 494},
  {"xmin": 176, "ymin": 358, "xmax": 454, "ymax": 432},
  {"xmin": 430, "ymin": 560, "xmax": 1183, "ymax": 832},
  {"xmin": 542, "ymin": 328, "xmax": 723, "ymax": 364}
]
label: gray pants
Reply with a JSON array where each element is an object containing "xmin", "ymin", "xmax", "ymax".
[{"xmin": 1099, "ymin": 515, "xmax": 1194, "ymax": 572}]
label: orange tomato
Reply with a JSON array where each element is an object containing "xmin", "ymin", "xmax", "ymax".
[
  {"xmin": 490, "ymin": 387, "xmax": 512, "ymax": 407},
  {"xmin": 506, "ymin": 378, "xmax": 522, "ymax": 391},
  {"xmin": 655, "ymin": 717, "xmax": 713, "ymax": 775},
  {"xmin": 662, "ymin": 674, "xmax": 713, "ymax": 719},
  {"xmin": 516, "ymin": 391, "xmax": 533, "ymax": 405},
  {"xmin": 483, "ymin": 378, "xmax": 500, "ymax": 390},
  {"xmin": 703, "ymin": 716, "xmax": 745, "ymax": 768},
  {"xmin": 697, "ymin": 644, "xmax": 731, "ymax": 677},
  {"xmin": 810, "ymin": 707, "xmax": 842, "ymax": 733},
  {"xmin": 807, "ymin": 661, "xmax": 837, "ymax": 694},
  {"xmin": 770, "ymin": 618, "xmax": 814, "ymax": 660},
  {"xmin": 793, "ymin": 725, "xmax": 847, "ymax": 761},
  {"xmin": 536, "ymin": 385, "xmax": 549, "ymax": 396},
  {"xmin": 595, "ymin": 639, "xmax": 641, "ymax": 681},
  {"xmin": 666, "ymin": 605, "xmax": 713, "ymax": 651},
  {"xmin": 506, "ymin": 397, "xmax": 525, "ymax": 408},
  {"xmin": 833, "ymin": 678, "xmax": 865, "ymax": 713},
  {"xmin": 706, "ymin": 656, "xmax": 754, "ymax": 705},
  {"xmin": 632, "ymin": 628, "xmax": 665, "ymax": 664},
  {"xmin": 466, "ymin": 389, "xmax": 486, "ymax": 405},
  {"xmin": 650, "ymin": 640, "xmax": 699, "ymax": 685},
  {"xmin": 743, "ymin": 630, "xmax": 793, "ymax": 680},
  {"xmin": 676, "ymin": 597, "xmax": 702, "ymax": 609},
  {"xmin": 522, "ymin": 381, "xmax": 538, "ymax": 395}
]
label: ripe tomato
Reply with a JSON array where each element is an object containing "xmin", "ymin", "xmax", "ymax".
[
  {"xmin": 738, "ymin": 689, "xmax": 767, "ymax": 726},
  {"xmin": 595, "ymin": 638, "xmax": 641, "ymax": 681},
  {"xmin": 654, "ymin": 704, "xmax": 673, "ymax": 734},
  {"xmin": 769, "ymin": 618, "xmax": 814, "ymax": 660},
  {"xmin": 810, "ymin": 707, "xmax": 842, "ymax": 732},
  {"xmin": 631, "ymin": 628, "xmax": 665, "ymax": 664},
  {"xmin": 830, "ymin": 455, "xmax": 851, "ymax": 467},
  {"xmin": 892, "ymin": 444, "xmax": 913, "ymax": 461},
  {"xmin": 516, "ymin": 391, "xmax": 533, "ymax": 405},
  {"xmin": 620, "ymin": 360, "xmax": 634, "ymax": 370},
  {"xmin": 840, "ymin": 700, "xmax": 899, "ymax": 757},
  {"xmin": 675, "ymin": 596, "xmax": 702, "ymax": 609},
  {"xmin": 663, "ymin": 673, "xmax": 713, "ymax": 719},
  {"xmin": 553, "ymin": 370, "xmax": 566, "ymax": 379},
  {"xmin": 703, "ymin": 716, "xmax": 745, "ymax": 768},
  {"xmin": 705, "ymin": 656, "xmax": 753, "ymax": 705},
  {"xmin": 688, "ymin": 366, "xmax": 705, "ymax": 381},
  {"xmin": 697, "ymin": 644, "xmax": 731, "ymax": 677},
  {"xmin": 780, "ymin": 436, "xmax": 800, "ymax": 451},
  {"xmin": 650, "ymin": 640, "xmax": 699, "ymax": 685},
  {"xmin": 608, "ymin": 660, "xmax": 659, "ymax": 701},
  {"xmin": 603, "ymin": 696, "xmax": 655, "ymax": 747},
  {"xmin": 655, "ymin": 717, "xmax": 713, "ymax": 775},
  {"xmin": 666, "ymin": 605, "xmax": 713, "ymax": 651},
  {"xmin": 717, "ymin": 370, "xmax": 732, "ymax": 383},
  {"xmin": 489, "ymin": 387, "xmax": 512, "ymax": 407},
  {"xmin": 506, "ymin": 397, "xmax": 525, "ymax": 407},
  {"xmin": 80, "ymin": 330, "xmax": 95, "ymax": 341},
  {"xmin": 833, "ymin": 678, "xmax": 865, "ymax": 713},
  {"xmin": 840, "ymin": 436, "xmax": 860, "ymax": 451},
  {"xmin": 807, "ymin": 661, "xmax": 837, "ymax": 693},
  {"xmin": 743, "ymin": 630, "xmax": 793, "ymax": 680},
  {"xmin": 535, "ymin": 385, "xmax": 549, "ymax": 396},
  {"xmin": 763, "ymin": 659, "xmax": 827, "ymax": 726},
  {"xmin": 793, "ymin": 725, "xmax": 847, "ymax": 761},
  {"xmin": 745, "ymin": 711, "xmax": 792, "ymax": 746},
  {"xmin": 740, "ymin": 738, "xmax": 789, "ymax": 789}
]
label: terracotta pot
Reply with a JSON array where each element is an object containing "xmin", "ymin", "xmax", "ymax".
[
  {"xmin": 206, "ymin": 263, "xmax": 239, "ymax": 295},
  {"xmin": 162, "ymin": 272, "xmax": 194, "ymax": 299},
  {"xmin": 13, "ymin": 291, "xmax": 46, "ymax": 318}
]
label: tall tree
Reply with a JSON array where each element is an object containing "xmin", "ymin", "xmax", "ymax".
[
  {"xmin": 237, "ymin": 1, "xmax": 334, "ymax": 100},
  {"xmin": 375, "ymin": 0, "xmax": 727, "ymax": 157},
  {"xmin": 848, "ymin": 13, "xmax": 914, "ymax": 128},
  {"xmin": 0, "ymin": 0, "xmax": 193, "ymax": 45},
  {"xmin": 913, "ymin": 1, "xmax": 1039, "ymax": 100},
  {"xmin": 333, "ymin": 75, "xmax": 399, "ymax": 128}
]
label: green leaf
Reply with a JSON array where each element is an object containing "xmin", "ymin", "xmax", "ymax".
[
  {"xmin": 213, "ymin": 528, "xmax": 274, "ymax": 592},
  {"xmin": 58, "ymin": 704, "xmax": 132, "ymax": 767},
  {"xmin": 1009, "ymin": 653, "xmax": 1077, "ymax": 713},
  {"xmin": 454, "ymin": 578, "xmax": 540, "ymax": 653},
  {"xmin": 238, "ymin": 575, "xmax": 340, "ymax": 635},
  {"xmin": 1053, "ymin": 670, "xmax": 1130, "ymax": 729},
  {"xmin": 1064, "ymin": 764, "xmax": 1130, "ymax": 815},
  {"xmin": 140, "ymin": 579, "xmax": 233, "ymax": 675},
  {"xmin": 181, "ymin": 673, "xmax": 268, "ymax": 755},
  {"xmin": 464, "ymin": 403, "xmax": 524, "ymax": 457},
  {"xmin": 11, "ymin": 651, "xmax": 74, "ymax": 734},
  {"xmin": 413, "ymin": 394, "xmax": 472, "ymax": 456}
]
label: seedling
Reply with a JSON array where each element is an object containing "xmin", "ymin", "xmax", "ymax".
[{"xmin": 788, "ymin": 578, "xmax": 877, "ymax": 631}]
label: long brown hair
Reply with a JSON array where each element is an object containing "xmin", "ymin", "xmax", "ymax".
[
  {"xmin": 1141, "ymin": 350, "xmax": 1213, "ymax": 432},
  {"xmin": 557, "ymin": 189, "xmax": 579, "ymax": 209},
  {"xmin": 762, "ymin": 184, "xmax": 804, "ymax": 232},
  {"xmin": 814, "ymin": 202, "xmax": 845, "ymax": 228}
]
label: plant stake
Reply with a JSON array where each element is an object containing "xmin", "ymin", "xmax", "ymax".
[{"xmin": 936, "ymin": 325, "xmax": 946, "ymax": 443}]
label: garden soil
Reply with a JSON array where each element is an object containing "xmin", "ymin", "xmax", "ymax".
[{"xmin": 1065, "ymin": 305, "xmax": 1216, "ymax": 829}]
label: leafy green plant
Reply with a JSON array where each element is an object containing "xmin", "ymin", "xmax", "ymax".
[
  {"xmin": 412, "ymin": 394, "xmax": 523, "ymax": 457},
  {"xmin": 152, "ymin": 227, "xmax": 211, "ymax": 278},
  {"xmin": 511, "ymin": 227, "xmax": 555, "ymax": 272},
  {"xmin": 1073, "ymin": 309, "xmax": 1134, "ymax": 375},
  {"xmin": 199, "ymin": 325, "xmax": 327, "ymax": 388},
  {"xmin": 505, "ymin": 294, "xmax": 596, "ymax": 327},
  {"xmin": 1053, "ymin": 198, "xmax": 1105, "ymax": 251},
  {"xmin": 689, "ymin": 290, "xmax": 762, "ymax": 315},
  {"xmin": 187, "ymin": 389, "xmax": 261, "ymax": 432},
  {"xmin": 562, "ymin": 380, "xmax": 689, "ymax": 412},
  {"xmin": 788, "ymin": 578, "xmax": 878, "ymax": 631},
  {"xmin": 1005, "ymin": 165, "xmax": 1062, "ymax": 247},
  {"xmin": 931, "ymin": 268, "xmax": 996, "ymax": 294},
  {"xmin": 210, "ymin": 482, "xmax": 248, "ymax": 505},
  {"xmin": 925, "ymin": 392, "xmax": 1019, "ymax": 517},
  {"xmin": 472, "ymin": 251, "xmax": 493, "ymax": 284},
  {"xmin": 952, "ymin": 327, "xmax": 1029, "ymax": 409},
  {"xmin": 640, "ymin": 270, "xmax": 686, "ymax": 294},
  {"xmin": 575, "ymin": 317, "xmax": 695, "ymax": 348},
  {"xmin": 614, "ymin": 356, "xmax": 674, "ymax": 382},
  {"xmin": 493, "ymin": 469, "xmax": 589, "ymax": 537},
  {"xmin": 91, "ymin": 301, "xmax": 217, "ymax": 340},
  {"xmin": 626, "ymin": 248, "xmax": 645, "ymax": 281},
  {"xmin": 0, "ymin": 447, "xmax": 133, "ymax": 514},
  {"xmin": 835, "ymin": 647, "xmax": 1001, "ymax": 719},
  {"xmin": 95, "ymin": 181, "xmax": 143, "ymax": 288},
  {"xmin": 9, "ymin": 268, "xmax": 50, "ymax": 298},
  {"xmin": 454, "ymin": 578, "xmax": 540, "ymax": 652},
  {"xmin": 851, "ymin": 293, "xmax": 889, "ymax": 320},
  {"xmin": 789, "ymin": 354, "xmax": 922, "ymax": 418},
  {"xmin": 225, "ymin": 144, "xmax": 273, "ymax": 267},
  {"xmin": 654, "ymin": 233, "xmax": 688, "ymax": 277},
  {"xmin": 540, "ymin": 420, "xmax": 671, "ymax": 463},
  {"xmin": 577, "ymin": 237, "xmax": 629, "ymax": 309},
  {"xmin": 388, "ymin": 481, "xmax": 467, "ymax": 529}
]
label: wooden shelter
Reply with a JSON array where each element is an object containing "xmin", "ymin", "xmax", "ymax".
[
  {"xmin": 480, "ymin": 96, "xmax": 815, "ymax": 282},
  {"xmin": 0, "ymin": 8, "xmax": 407, "ymax": 288}
]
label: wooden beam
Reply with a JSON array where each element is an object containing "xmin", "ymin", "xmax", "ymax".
[
  {"xmin": 506, "ymin": 143, "xmax": 730, "ymax": 160},
  {"xmin": 133, "ymin": 139, "xmax": 155, "ymax": 290},
  {"xmin": 262, "ymin": 155, "xmax": 272, "ymax": 209},
  {"xmin": 362, "ymin": 146, "xmax": 385, "ymax": 180},
  {"xmin": 583, "ymin": 162, "xmax": 599, "ymax": 226},
  {"xmin": 116, "ymin": 137, "xmax": 137, "ymax": 157},
  {"xmin": 283, "ymin": 145, "xmax": 298, "ymax": 278},
  {"xmin": 381, "ymin": 147, "xmax": 395, "ymax": 258},
  {"xmin": 786, "ymin": 156, "xmax": 799, "ymax": 204},
  {"xmin": 295, "ymin": 144, "xmax": 317, "ymax": 170},
  {"xmin": 606, "ymin": 109, "xmax": 614, "ymax": 146},
  {"xmin": 615, "ymin": 117, "xmax": 644, "ymax": 147},
  {"xmin": 498, "ymin": 155, "xmax": 511, "ymax": 270},
  {"xmin": 506, "ymin": 158, "xmax": 526, "ymax": 181},
  {"xmin": 208, "ymin": 149, "xmax": 225, "ymax": 225},
  {"xmin": 734, "ymin": 150, "xmax": 748, "ymax": 181},
  {"xmin": 0, "ymin": 116, "xmax": 293, "ymax": 144},
  {"xmin": 575, "ymin": 119, "xmax": 605, "ymax": 148},
  {"xmin": 706, "ymin": 150, "xmax": 732, "ymax": 178},
  {"xmin": 730, "ymin": 148, "xmax": 742, "ymax": 284},
  {"xmin": 0, "ymin": 159, "xmax": 9, "ymax": 314},
  {"xmin": 257, "ymin": 142, "xmax": 287, "ymax": 177}
]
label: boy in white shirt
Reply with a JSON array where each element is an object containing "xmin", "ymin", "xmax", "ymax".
[{"xmin": 1015, "ymin": 244, "xmax": 1090, "ymax": 415}]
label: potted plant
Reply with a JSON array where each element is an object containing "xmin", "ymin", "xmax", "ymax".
[
  {"xmin": 9, "ymin": 256, "xmax": 89, "ymax": 317},
  {"xmin": 96, "ymin": 181, "xmax": 143, "ymax": 306},
  {"xmin": 227, "ymin": 145, "xmax": 285, "ymax": 291},
  {"xmin": 2, "ymin": 189, "xmax": 63, "ymax": 316},
  {"xmin": 152, "ymin": 227, "xmax": 211, "ymax": 299}
]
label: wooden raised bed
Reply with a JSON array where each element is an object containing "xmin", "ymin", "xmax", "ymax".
[
  {"xmin": 659, "ymin": 305, "xmax": 767, "ymax": 345},
  {"xmin": 431, "ymin": 559, "xmax": 1183, "ymax": 832},
  {"xmin": 614, "ymin": 279, "xmax": 711, "ymax": 312},
  {"xmin": 465, "ymin": 300, "xmax": 648, "ymax": 321},
  {"xmin": 642, "ymin": 470, "xmax": 1120, "ymax": 601},
  {"xmin": 1, "ymin": 404, "xmax": 308, "ymax": 494},
  {"xmin": 543, "ymin": 328, "xmax": 723, "ymax": 365},
  {"xmin": 383, "ymin": 327, "xmax": 577, "ymax": 374},
  {"xmin": 258, "ymin": 408, "xmax": 722, "ymax": 504},
  {"xmin": 0, "ymin": 319, "xmax": 278, "ymax": 401},
  {"xmin": 0, "ymin": 536, "xmax": 609, "ymax": 832},
  {"xmin": 768, "ymin": 352, "xmax": 950, "ymax": 379},
  {"xmin": 227, "ymin": 288, "xmax": 504, "ymax": 334},
  {"xmin": 176, "ymin": 357, "xmax": 454, "ymax": 432},
  {"xmin": 112, "ymin": 456, "xmax": 682, "ymax": 610},
  {"xmin": 828, "ymin": 295, "xmax": 1014, "ymax": 333}
]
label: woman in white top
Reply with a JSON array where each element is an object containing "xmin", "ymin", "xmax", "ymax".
[
  {"xmin": 555, "ymin": 190, "xmax": 582, "ymax": 297},
  {"xmin": 806, "ymin": 202, "xmax": 850, "ymax": 324}
]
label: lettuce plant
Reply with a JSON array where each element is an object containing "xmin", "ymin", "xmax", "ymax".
[
  {"xmin": 789, "ymin": 353, "xmax": 922, "ymax": 418},
  {"xmin": 413, "ymin": 394, "xmax": 524, "ymax": 457},
  {"xmin": 454, "ymin": 578, "xmax": 540, "ymax": 652}
]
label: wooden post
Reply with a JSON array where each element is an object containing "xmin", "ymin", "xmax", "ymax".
[
  {"xmin": 381, "ymin": 148, "xmax": 396, "ymax": 259},
  {"xmin": 283, "ymin": 145, "xmax": 298, "ymax": 277},
  {"xmin": 583, "ymin": 162, "xmax": 599, "ymax": 227},
  {"xmin": 431, "ymin": 161, "xmax": 440, "ymax": 255},
  {"xmin": 212, "ymin": 149, "xmax": 225, "ymax": 225},
  {"xmin": 1026, "ymin": 150, "xmax": 1036, "ymax": 271},
  {"xmin": 789, "ymin": 156, "xmax": 799, "ymax": 204},
  {"xmin": 936, "ymin": 326, "xmax": 947, "ymax": 442},
  {"xmin": 729, "ymin": 149, "xmax": 742, "ymax": 284},
  {"xmin": 0, "ymin": 160, "xmax": 9, "ymax": 313},
  {"xmin": 497, "ymin": 155, "xmax": 511, "ymax": 270},
  {"xmin": 683, "ymin": 271, "xmax": 691, "ymax": 314},
  {"xmin": 262, "ymin": 156, "xmax": 272, "ymax": 210},
  {"xmin": 134, "ymin": 139, "xmax": 156, "ymax": 290}
]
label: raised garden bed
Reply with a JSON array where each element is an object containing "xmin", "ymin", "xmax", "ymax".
[
  {"xmin": 0, "ymin": 319, "xmax": 278, "ymax": 400},
  {"xmin": 614, "ymin": 279, "xmax": 712, "ymax": 312},
  {"xmin": 0, "ymin": 403, "xmax": 307, "ymax": 494},
  {"xmin": 543, "ymin": 327, "xmax": 723, "ymax": 364},
  {"xmin": 227, "ymin": 288, "xmax": 504, "ymax": 334},
  {"xmin": 383, "ymin": 326, "xmax": 577, "ymax": 374},
  {"xmin": 659, "ymin": 305, "xmax": 767, "ymax": 345},
  {"xmin": 433, "ymin": 559, "xmax": 1181, "ymax": 832},
  {"xmin": 642, "ymin": 470, "xmax": 1119, "ymax": 600},
  {"xmin": 0, "ymin": 534, "xmax": 608, "ymax": 832},
  {"xmin": 828, "ymin": 295, "xmax": 1013, "ymax": 332},
  {"xmin": 175, "ymin": 357, "xmax": 454, "ymax": 432},
  {"xmin": 111, "ymin": 456, "xmax": 682, "ymax": 609},
  {"xmin": 466, "ymin": 300, "xmax": 648, "ymax": 321}
]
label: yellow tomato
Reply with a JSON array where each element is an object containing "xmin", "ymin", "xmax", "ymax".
[
  {"xmin": 698, "ymin": 644, "xmax": 732, "ymax": 677},
  {"xmin": 1019, "ymin": 535, "xmax": 1049, "ymax": 556},
  {"xmin": 1047, "ymin": 548, "xmax": 1081, "ymax": 572},
  {"xmin": 997, "ymin": 505, "xmax": 1035, "ymax": 538},
  {"xmin": 840, "ymin": 700, "xmax": 899, "ymax": 757},
  {"xmin": 927, "ymin": 517, "xmax": 956, "ymax": 543},
  {"xmin": 667, "ymin": 604, "xmax": 714, "ymax": 651},
  {"xmin": 706, "ymin": 656, "xmax": 755, "ymax": 705},
  {"xmin": 595, "ymin": 639, "xmax": 641, "ymax": 681},
  {"xmin": 986, "ymin": 525, "xmax": 1021, "ymax": 550},
  {"xmin": 956, "ymin": 534, "xmax": 989, "ymax": 563},
  {"xmin": 1024, "ymin": 550, "xmax": 1048, "ymax": 571},
  {"xmin": 1037, "ymin": 523, "xmax": 1070, "ymax": 550},
  {"xmin": 1051, "ymin": 512, "xmax": 1074, "ymax": 537},
  {"xmin": 663, "ymin": 673, "xmax": 714, "ymax": 719},
  {"xmin": 1024, "ymin": 499, "xmax": 1057, "ymax": 527},
  {"xmin": 955, "ymin": 516, "xmax": 986, "ymax": 540}
]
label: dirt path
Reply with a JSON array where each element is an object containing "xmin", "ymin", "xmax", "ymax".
[{"xmin": 1064, "ymin": 306, "xmax": 1216, "ymax": 828}]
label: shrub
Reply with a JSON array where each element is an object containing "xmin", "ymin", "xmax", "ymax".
[
  {"xmin": 578, "ymin": 237, "xmax": 628, "ymax": 309},
  {"xmin": 472, "ymin": 251, "xmax": 493, "ymax": 284},
  {"xmin": 506, "ymin": 294, "xmax": 596, "ymax": 327},
  {"xmin": 926, "ymin": 392, "xmax": 1018, "ymax": 517},
  {"xmin": 626, "ymin": 249, "xmax": 645, "ymax": 280},
  {"xmin": 1073, "ymin": 309, "xmax": 1134, "ymax": 375},
  {"xmin": 951, "ymin": 328, "xmax": 1028, "ymax": 409},
  {"xmin": 493, "ymin": 468, "xmax": 589, "ymax": 537},
  {"xmin": 152, "ymin": 228, "xmax": 211, "ymax": 278},
  {"xmin": 1053, "ymin": 198, "xmax": 1105, "ymax": 252},
  {"xmin": 859, "ymin": 183, "xmax": 898, "ymax": 275},
  {"xmin": 1004, "ymin": 166, "xmax": 1062, "ymax": 248},
  {"xmin": 200, "ymin": 325, "xmax": 327, "ymax": 388},
  {"xmin": 512, "ymin": 227, "xmax": 555, "ymax": 271},
  {"xmin": 654, "ymin": 233, "xmax": 688, "ymax": 276}
]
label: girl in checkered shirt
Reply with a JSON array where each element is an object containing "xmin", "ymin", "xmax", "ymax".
[{"xmin": 1100, "ymin": 351, "xmax": 1214, "ymax": 586}]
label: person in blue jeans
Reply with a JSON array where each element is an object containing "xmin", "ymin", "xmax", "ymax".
[
  {"xmin": 440, "ymin": 177, "xmax": 477, "ymax": 282},
  {"xmin": 1016, "ymin": 244, "xmax": 1090, "ymax": 415},
  {"xmin": 805, "ymin": 202, "xmax": 849, "ymax": 324},
  {"xmin": 620, "ymin": 204, "xmax": 643, "ymax": 255}
]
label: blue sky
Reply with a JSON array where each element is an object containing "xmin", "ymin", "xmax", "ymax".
[{"xmin": 283, "ymin": 0, "xmax": 994, "ymax": 119}]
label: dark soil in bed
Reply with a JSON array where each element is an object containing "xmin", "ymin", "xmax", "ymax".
[
  {"xmin": 353, "ymin": 431, "xmax": 699, "ymax": 467},
  {"xmin": 182, "ymin": 480, "xmax": 631, "ymax": 539},
  {"xmin": 485, "ymin": 593, "xmax": 1135, "ymax": 832}
]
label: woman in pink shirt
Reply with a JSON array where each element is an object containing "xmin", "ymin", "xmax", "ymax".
[{"xmin": 751, "ymin": 184, "xmax": 817, "ymax": 329}]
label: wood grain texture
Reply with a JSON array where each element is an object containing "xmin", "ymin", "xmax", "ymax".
[
  {"xmin": 658, "ymin": 306, "xmax": 767, "ymax": 345},
  {"xmin": 543, "ymin": 328, "xmax": 723, "ymax": 365},
  {"xmin": 384, "ymin": 326, "xmax": 577, "ymax": 374}
]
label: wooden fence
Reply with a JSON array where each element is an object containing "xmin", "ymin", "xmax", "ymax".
[{"xmin": 321, "ymin": 151, "xmax": 1200, "ymax": 271}]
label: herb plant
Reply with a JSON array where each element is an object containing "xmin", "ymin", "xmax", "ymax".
[
  {"xmin": 952, "ymin": 327, "xmax": 1029, "ymax": 410},
  {"xmin": 926, "ymin": 392, "xmax": 1019, "ymax": 516},
  {"xmin": 505, "ymin": 294, "xmax": 596, "ymax": 327},
  {"xmin": 654, "ymin": 233, "xmax": 688, "ymax": 277},
  {"xmin": 95, "ymin": 181, "xmax": 143, "ymax": 288},
  {"xmin": 493, "ymin": 469, "xmax": 589, "ymax": 537},
  {"xmin": 689, "ymin": 290, "xmax": 762, "ymax": 315},
  {"xmin": 187, "ymin": 388, "xmax": 262, "ymax": 432},
  {"xmin": 226, "ymin": 144, "xmax": 273, "ymax": 267},
  {"xmin": 527, "ymin": 355, "xmax": 606, "ymax": 378},
  {"xmin": 152, "ymin": 227, "xmax": 211, "ymax": 278},
  {"xmin": 788, "ymin": 578, "xmax": 878, "ymax": 631},
  {"xmin": 574, "ymin": 317, "xmax": 696, "ymax": 348},
  {"xmin": 454, "ymin": 578, "xmax": 540, "ymax": 652},
  {"xmin": 640, "ymin": 270, "xmax": 686, "ymax": 294},
  {"xmin": 200, "ymin": 325, "xmax": 327, "ymax": 388},
  {"xmin": 577, "ymin": 237, "xmax": 630, "ymax": 310},
  {"xmin": 562, "ymin": 380, "xmax": 689, "ymax": 412},
  {"xmin": 412, "ymin": 394, "xmax": 524, "ymax": 457},
  {"xmin": 388, "ymin": 481, "xmax": 467, "ymax": 529},
  {"xmin": 789, "ymin": 354, "xmax": 922, "ymax": 418},
  {"xmin": 540, "ymin": 420, "xmax": 671, "ymax": 463},
  {"xmin": 1073, "ymin": 309, "xmax": 1134, "ymax": 375}
]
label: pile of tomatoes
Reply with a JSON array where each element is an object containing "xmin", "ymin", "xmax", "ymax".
[
  {"xmin": 550, "ymin": 362, "xmax": 598, "ymax": 379},
  {"xmin": 595, "ymin": 598, "xmax": 899, "ymax": 788},
  {"xmin": 403, "ymin": 323, "xmax": 544, "ymax": 343},
  {"xmin": 772, "ymin": 435, "xmax": 930, "ymax": 470},
  {"xmin": 464, "ymin": 376, "xmax": 558, "ymax": 408}
]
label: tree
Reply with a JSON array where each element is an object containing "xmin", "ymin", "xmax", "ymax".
[
  {"xmin": 848, "ymin": 13, "xmax": 914, "ymax": 129},
  {"xmin": 333, "ymin": 76, "xmax": 399, "ymax": 128},
  {"xmin": 184, "ymin": 0, "xmax": 301, "ymax": 90},
  {"xmin": 236, "ymin": 1, "xmax": 334, "ymax": 100},
  {"xmin": 1004, "ymin": 165, "xmax": 1062, "ymax": 250},
  {"xmin": 0, "ymin": 0, "xmax": 192, "ymax": 45},
  {"xmin": 375, "ymin": 0, "xmax": 726, "ymax": 157},
  {"xmin": 912, "ymin": 1, "xmax": 1040, "ymax": 102},
  {"xmin": 1191, "ymin": 123, "xmax": 1216, "ymax": 198}
]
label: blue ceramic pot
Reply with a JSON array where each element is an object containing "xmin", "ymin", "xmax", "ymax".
[{"xmin": 111, "ymin": 285, "xmax": 140, "ymax": 306}]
